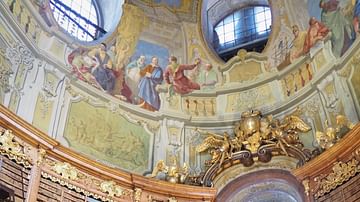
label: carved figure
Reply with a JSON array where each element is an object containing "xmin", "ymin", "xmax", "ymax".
[
  {"xmin": 316, "ymin": 115, "xmax": 354, "ymax": 149},
  {"xmin": 151, "ymin": 159, "xmax": 189, "ymax": 184},
  {"xmin": 195, "ymin": 110, "xmax": 312, "ymax": 168},
  {"xmin": 196, "ymin": 131, "xmax": 240, "ymax": 167}
]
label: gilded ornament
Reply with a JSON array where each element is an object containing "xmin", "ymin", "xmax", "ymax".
[
  {"xmin": 134, "ymin": 188, "xmax": 142, "ymax": 202},
  {"xmin": 151, "ymin": 159, "xmax": 189, "ymax": 184},
  {"xmin": 0, "ymin": 130, "xmax": 32, "ymax": 168},
  {"xmin": 36, "ymin": 148, "xmax": 46, "ymax": 166},
  {"xmin": 100, "ymin": 181, "xmax": 124, "ymax": 197},
  {"xmin": 196, "ymin": 110, "xmax": 311, "ymax": 169},
  {"xmin": 314, "ymin": 159, "xmax": 360, "ymax": 198},
  {"xmin": 315, "ymin": 115, "xmax": 354, "ymax": 150},
  {"xmin": 168, "ymin": 197, "xmax": 178, "ymax": 202},
  {"xmin": 52, "ymin": 162, "xmax": 78, "ymax": 180},
  {"xmin": 302, "ymin": 179, "xmax": 310, "ymax": 196}
]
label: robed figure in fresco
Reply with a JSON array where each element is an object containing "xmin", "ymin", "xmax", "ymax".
[
  {"xmin": 88, "ymin": 43, "xmax": 116, "ymax": 93},
  {"xmin": 164, "ymin": 56, "xmax": 201, "ymax": 95},
  {"xmin": 303, "ymin": 17, "xmax": 329, "ymax": 54},
  {"xmin": 320, "ymin": 0, "xmax": 354, "ymax": 57},
  {"xmin": 126, "ymin": 55, "xmax": 146, "ymax": 103},
  {"xmin": 138, "ymin": 57, "xmax": 164, "ymax": 111}
]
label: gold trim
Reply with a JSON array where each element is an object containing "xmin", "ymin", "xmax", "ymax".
[
  {"xmin": 0, "ymin": 129, "xmax": 32, "ymax": 168},
  {"xmin": 314, "ymin": 158, "xmax": 360, "ymax": 198}
]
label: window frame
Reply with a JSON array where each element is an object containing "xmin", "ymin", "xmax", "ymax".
[
  {"xmin": 49, "ymin": 0, "xmax": 106, "ymax": 42},
  {"xmin": 213, "ymin": 5, "xmax": 272, "ymax": 54}
]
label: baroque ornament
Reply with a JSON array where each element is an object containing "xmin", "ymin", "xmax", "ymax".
[
  {"xmin": 314, "ymin": 159, "xmax": 360, "ymax": 198},
  {"xmin": 151, "ymin": 159, "xmax": 189, "ymax": 184},
  {"xmin": 0, "ymin": 130, "xmax": 32, "ymax": 168},
  {"xmin": 194, "ymin": 110, "xmax": 312, "ymax": 186},
  {"xmin": 196, "ymin": 110, "xmax": 311, "ymax": 168},
  {"xmin": 315, "ymin": 115, "xmax": 354, "ymax": 150},
  {"xmin": 52, "ymin": 162, "xmax": 79, "ymax": 180},
  {"xmin": 100, "ymin": 181, "xmax": 124, "ymax": 197}
]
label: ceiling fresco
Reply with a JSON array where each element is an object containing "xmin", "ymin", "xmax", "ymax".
[{"xmin": 138, "ymin": 0, "xmax": 195, "ymax": 13}]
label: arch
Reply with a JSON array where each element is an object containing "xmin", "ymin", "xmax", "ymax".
[{"xmin": 217, "ymin": 169, "xmax": 305, "ymax": 202}]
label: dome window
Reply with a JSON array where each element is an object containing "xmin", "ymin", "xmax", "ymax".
[{"xmin": 50, "ymin": 0, "xmax": 105, "ymax": 41}]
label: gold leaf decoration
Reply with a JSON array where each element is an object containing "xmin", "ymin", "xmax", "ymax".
[
  {"xmin": 0, "ymin": 130, "xmax": 32, "ymax": 168},
  {"xmin": 314, "ymin": 159, "xmax": 360, "ymax": 198}
]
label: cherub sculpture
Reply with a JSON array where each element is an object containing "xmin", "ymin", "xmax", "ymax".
[
  {"xmin": 267, "ymin": 115, "xmax": 311, "ymax": 155},
  {"xmin": 196, "ymin": 130, "xmax": 241, "ymax": 168},
  {"xmin": 316, "ymin": 115, "xmax": 354, "ymax": 150},
  {"xmin": 151, "ymin": 159, "xmax": 189, "ymax": 184}
]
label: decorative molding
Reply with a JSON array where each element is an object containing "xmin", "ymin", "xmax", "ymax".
[
  {"xmin": 313, "ymin": 158, "xmax": 360, "ymax": 198},
  {"xmin": 134, "ymin": 188, "xmax": 142, "ymax": 202},
  {"xmin": 0, "ymin": 129, "xmax": 32, "ymax": 168},
  {"xmin": 42, "ymin": 159, "xmax": 133, "ymax": 202}
]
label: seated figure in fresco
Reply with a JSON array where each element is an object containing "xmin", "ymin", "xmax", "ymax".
[
  {"xmin": 290, "ymin": 25, "xmax": 307, "ymax": 62},
  {"xmin": 164, "ymin": 56, "xmax": 201, "ymax": 96},
  {"xmin": 88, "ymin": 43, "xmax": 116, "ymax": 94},
  {"xmin": 198, "ymin": 63, "xmax": 218, "ymax": 90},
  {"xmin": 125, "ymin": 55, "xmax": 146, "ymax": 104},
  {"xmin": 138, "ymin": 56, "xmax": 164, "ymax": 111},
  {"xmin": 68, "ymin": 48, "xmax": 97, "ymax": 84},
  {"xmin": 303, "ymin": 17, "xmax": 329, "ymax": 54}
]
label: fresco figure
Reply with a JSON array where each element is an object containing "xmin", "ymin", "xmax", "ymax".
[
  {"xmin": 88, "ymin": 43, "xmax": 116, "ymax": 93},
  {"xmin": 126, "ymin": 55, "xmax": 146, "ymax": 103},
  {"xmin": 290, "ymin": 25, "xmax": 307, "ymax": 62},
  {"xmin": 198, "ymin": 64, "xmax": 218, "ymax": 90},
  {"xmin": 164, "ymin": 56, "xmax": 201, "ymax": 95},
  {"xmin": 303, "ymin": 17, "xmax": 329, "ymax": 54},
  {"xmin": 320, "ymin": 0, "xmax": 354, "ymax": 57},
  {"xmin": 354, "ymin": 0, "xmax": 360, "ymax": 35},
  {"xmin": 68, "ymin": 48, "xmax": 97, "ymax": 84},
  {"xmin": 138, "ymin": 57, "xmax": 164, "ymax": 111}
]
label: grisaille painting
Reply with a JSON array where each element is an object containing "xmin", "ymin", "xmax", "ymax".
[{"xmin": 63, "ymin": 100, "xmax": 152, "ymax": 174}]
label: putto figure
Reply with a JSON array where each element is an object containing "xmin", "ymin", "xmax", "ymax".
[{"xmin": 164, "ymin": 56, "xmax": 201, "ymax": 95}]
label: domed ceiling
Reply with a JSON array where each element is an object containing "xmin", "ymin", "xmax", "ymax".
[{"xmin": 0, "ymin": 0, "xmax": 359, "ymax": 184}]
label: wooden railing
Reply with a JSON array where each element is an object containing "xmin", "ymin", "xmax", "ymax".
[{"xmin": 292, "ymin": 124, "xmax": 360, "ymax": 202}]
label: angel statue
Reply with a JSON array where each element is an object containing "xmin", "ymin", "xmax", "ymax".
[
  {"xmin": 196, "ymin": 130, "xmax": 241, "ymax": 168},
  {"xmin": 268, "ymin": 115, "xmax": 311, "ymax": 156},
  {"xmin": 316, "ymin": 115, "xmax": 354, "ymax": 150},
  {"xmin": 151, "ymin": 159, "xmax": 189, "ymax": 184}
]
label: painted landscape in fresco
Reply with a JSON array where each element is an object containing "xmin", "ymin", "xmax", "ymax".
[{"xmin": 63, "ymin": 101, "xmax": 151, "ymax": 174}]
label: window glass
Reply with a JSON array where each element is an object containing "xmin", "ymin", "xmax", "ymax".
[
  {"xmin": 50, "ymin": 0, "xmax": 105, "ymax": 41},
  {"xmin": 214, "ymin": 6, "xmax": 272, "ymax": 56}
]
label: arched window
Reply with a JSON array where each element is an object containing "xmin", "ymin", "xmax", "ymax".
[
  {"xmin": 213, "ymin": 6, "xmax": 272, "ymax": 60},
  {"xmin": 50, "ymin": 0, "xmax": 106, "ymax": 41}
]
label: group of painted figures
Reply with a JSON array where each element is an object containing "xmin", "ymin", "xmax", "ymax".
[
  {"xmin": 68, "ymin": 43, "xmax": 218, "ymax": 112},
  {"xmin": 290, "ymin": 0, "xmax": 360, "ymax": 62}
]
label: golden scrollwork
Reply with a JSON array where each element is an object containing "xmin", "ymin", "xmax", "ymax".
[
  {"xmin": 151, "ymin": 159, "xmax": 189, "ymax": 184},
  {"xmin": 314, "ymin": 159, "xmax": 360, "ymax": 198},
  {"xmin": 168, "ymin": 197, "xmax": 178, "ymax": 202},
  {"xmin": 302, "ymin": 179, "xmax": 310, "ymax": 196},
  {"xmin": 134, "ymin": 188, "xmax": 142, "ymax": 202},
  {"xmin": 0, "ymin": 129, "xmax": 32, "ymax": 168},
  {"xmin": 196, "ymin": 110, "xmax": 311, "ymax": 167},
  {"xmin": 100, "ymin": 181, "xmax": 124, "ymax": 197},
  {"xmin": 36, "ymin": 148, "xmax": 46, "ymax": 166},
  {"xmin": 52, "ymin": 162, "xmax": 79, "ymax": 180}
]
